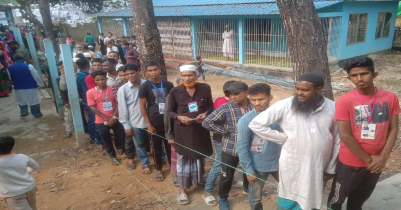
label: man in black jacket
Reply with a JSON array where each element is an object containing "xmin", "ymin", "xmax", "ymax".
[
  {"xmin": 115, "ymin": 40, "xmax": 126, "ymax": 64},
  {"xmin": 97, "ymin": 33, "xmax": 107, "ymax": 56}
]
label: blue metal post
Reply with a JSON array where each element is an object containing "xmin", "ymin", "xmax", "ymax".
[
  {"xmin": 10, "ymin": 27, "xmax": 24, "ymax": 48},
  {"xmin": 15, "ymin": 28, "xmax": 23, "ymax": 48},
  {"xmin": 238, "ymin": 18, "xmax": 245, "ymax": 64},
  {"xmin": 60, "ymin": 44, "xmax": 86, "ymax": 146},
  {"xmin": 97, "ymin": 18, "xmax": 103, "ymax": 33},
  {"xmin": 123, "ymin": 18, "xmax": 129, "ymax": 36},
  {"xmin": 44, "ymin": 39, "xmax": 64, "ymax": 119},
  {"xmin": 190, "ymin": 18, "xmax": 198, "ymax": 59},
  {"xmin": 25, "ymin": 33, "xmax": 42, "ymax": 75}
]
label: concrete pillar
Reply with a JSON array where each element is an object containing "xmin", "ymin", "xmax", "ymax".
[
  {"xmin": 60, "ymin": 44, "xmax": 86, "ymax": 146},
  {"xmin": 190, "ymin": 18, "xmax": 198, "ymax": 59},
  {"xmin": 238, "ymin": 18, "xmax": 245, "ymax": 64}
]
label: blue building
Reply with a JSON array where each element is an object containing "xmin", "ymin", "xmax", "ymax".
[{"xmin": 94, "ymin": 0, "xmax": 399, "ymax": 69}]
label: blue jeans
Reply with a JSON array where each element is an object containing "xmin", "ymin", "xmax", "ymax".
[
  {"xmin": 197, "ymin": 71, "xmax": 205, "ymax": 80},
  {"xmin": 19, "ymin": 104, "xmax": 42, "ymax": 118},
  {"xmin": 204, "ymin": 140, "xmax": 224, "ymax": 194},
  {"xmin": 96, "ymin": 121, "xmax": 125, "ymax": 159},
  {"xmin": 249, "ymin": 170, "xmax": 279, "ymax": 210},
  {"xmin": 132, "ymin": 128, "xmax": 150, "ymax": 165}
]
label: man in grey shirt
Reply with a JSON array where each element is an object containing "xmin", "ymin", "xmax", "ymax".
[{"xmin": 117, "ymin": 64, "xmax": 151, "ymax": 174}]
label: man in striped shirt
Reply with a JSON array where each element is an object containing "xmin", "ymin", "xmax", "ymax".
[
  {"xmin": 112, "ymin": 65, "xmax": 128, "ymax": 101},
  {"xmin": 202, "ymin": 81, "xmax": 253, "ymax": 210}
]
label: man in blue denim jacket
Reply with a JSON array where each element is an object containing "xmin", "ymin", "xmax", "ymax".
[{"xmin": 237, "ymin": 83, "xmax": 281, "ymax": 210}]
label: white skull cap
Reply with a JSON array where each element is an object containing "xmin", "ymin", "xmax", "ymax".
[
  {"xmin": 83, "ymin": 52, "xmax": 91, "ymax": 58},
  {"xmin": 180, "ymin": 65, "xmax": 196, "ymax": 72}
]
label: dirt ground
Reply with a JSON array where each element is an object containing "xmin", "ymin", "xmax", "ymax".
[{"xmin": 0, "ymin": 54, "xmax": 400, "ymax": 210}]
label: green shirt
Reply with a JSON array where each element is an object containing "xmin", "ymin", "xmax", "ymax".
[{"xmin": 84, "ymin": 35, "xmax": 95, "ymax": 44}]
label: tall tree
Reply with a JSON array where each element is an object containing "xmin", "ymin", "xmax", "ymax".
[
  {"xmin": 15, "ymin": 0, "xmax": 42, "ymax": 37},
  {"xmin": 130, "ymin": 0, "xmax": 167, "ymax": 80},
  {"xmin": 39, "ymin": 0, "xmax": 58, "ymax": 54},
  {"xmin": 277, "ymin": 0, "xmax": 334, "ymax": 100}
]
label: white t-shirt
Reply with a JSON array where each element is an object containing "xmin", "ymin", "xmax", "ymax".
[{"xmin": 0, "ymin": 154, "xmax": 39, "ymax": 197}]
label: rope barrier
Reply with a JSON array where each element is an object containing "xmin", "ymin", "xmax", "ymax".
[{"xmin": 78, "ymin": 99, "xmax": 333, "ymax": 210}]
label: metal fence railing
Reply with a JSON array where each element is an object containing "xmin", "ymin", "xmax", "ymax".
[
  {"xmin": 102, "ymin": 16, "xmax": 341, "ymax": 67},
  {"xmin": 156, "ymin": 17, "xmax": 193, "ymax": 60},
  {"xmin": 194, "ymin": 18, "xmax": 239, "ymax": 62},
  {"xmin": 101, "ymin": 18, "xmax": 125, "ymax": 39},
  {"xmin": 128, "ymin": 18, "xmax": 135, "ymax": 36},
  {"xmin": 244, "ymin": 18, "xmax": 291, "ymax": 68}
]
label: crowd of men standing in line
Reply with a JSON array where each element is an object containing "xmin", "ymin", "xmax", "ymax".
[
  {"xmin": 0, "ymin": 28, "xmax": 399, "ymax": 210},
  {"xmin": 60, "ymin": 42, "xmax": 399, "ymax": 210}
]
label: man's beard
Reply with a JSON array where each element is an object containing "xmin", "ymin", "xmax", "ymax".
[
  {"xmin": 182, "ymin": 81, "xmax": 196, "ymax": 88},
  {"xmin": 291, "ymin": 92, "xmax": 320, "ymax": 116}
]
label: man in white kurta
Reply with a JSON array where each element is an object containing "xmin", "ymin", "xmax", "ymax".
[
  {"xmin": 249, "ymin": 72, "xmax": 340, "ymax": 210},
  {"xmin": 222, "ymin": 25, "xmax": 234, "ymax": 60},
  {"xmin": 8, "ymin": 53, "xmax": 45, "ymax": 118}
]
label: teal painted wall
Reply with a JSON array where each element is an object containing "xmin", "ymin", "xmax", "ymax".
[
  {"xmin": 338, "ymin": 1, "xmax": 398, "ymax": 60},
  {"xmin": 318, "ymin": 2, "xmax": 344, "ymax": 13}
]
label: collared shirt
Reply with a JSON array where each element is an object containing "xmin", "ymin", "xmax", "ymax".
[
  {"xmin": 117, "ymin": 80, "xmax": 147, "ymax": 129},
  {"xmin": 202, "ymin": 100, "xmax": 253, "ymax": 156},
  {"xmin": 249, "ymin": 96, "xmax": 340, "ymax": 210},
  {"xmin": 236, "ymin": 109, "xmax": 281, "ymax": 175},
  {"xmin": 106, "ymin": 73, "xmax": 120, "ymax": 86},
  {"xmin": 116, "ymin": 63, "xmax": 124, "ymax": 71},
  {"xmin": 76, "ymin": 71, "xmax": 90, "ymax": 103}
]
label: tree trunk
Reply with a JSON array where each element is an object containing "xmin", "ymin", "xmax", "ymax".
[
  {"xmin": 16, "ymin": 0, "xmax": 42, "ymax": 38},
  {"xmin": 277, "ymin": 0, "xmax": 334, "ymax": 100},
  {"xmin": 39, "ymin": 0, "xmax": 59, "ymax": 56},
  {"xmin": 130, "ymin": 0, "xmax": 167, "ymax": 80}
]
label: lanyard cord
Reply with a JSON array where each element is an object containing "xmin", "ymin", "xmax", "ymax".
[
  {"xmin": 355, "ymin": 88, "xmax": 377, "ymax": 124},
  {"xmin": 148, "ymin": 79, "xmax": 163, "ymax": 99},
  {"xmin": 95, "ymin": 86, "xmax": 109, "ymax": 102}
]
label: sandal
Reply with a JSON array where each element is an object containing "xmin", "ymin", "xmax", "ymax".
[
  {"xmin": 177, "ymin": 192, "xmax": 190, "ymax": 205},
  {"xmin": 142, "ymin": 165, "xmax": 151, "ymax": 175},
  {"xmin": 154, "ymin": 171, "xmax": 164, "ymax": 182},
  {"xmin": 172, "ymin": 176, "xmax": 179, "ymax": 187},
  {"xmin": 203, "ymin": 195, "xmax": 217, "ymax": 206},
  {"xmin": 127, "ymin": 162, "xmax": 136, "ymax": 170},
  {"xmin": 64, "ymin": 133, "xmax": 71, "ymax": 138}
]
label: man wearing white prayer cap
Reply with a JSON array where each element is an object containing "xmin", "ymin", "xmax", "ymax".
[
  {"xmin": 222, "ymin": 25, "xmax": 235, "ymax": 61},
  {"xmin": 167, "ymin": 64, "xmax": 214, "ymax": 205}
]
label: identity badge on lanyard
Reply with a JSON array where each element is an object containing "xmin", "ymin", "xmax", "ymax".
[
  {"xmin": 149, "ymin": 79, "xmax": 165, "ymax": 114},
  {"xmin": 187, "ymin": 90, "xmax": 198, "ymax": 112},
  {"xmin": 96, "ymin": 87, "xmax": 113, "ymax": 111},
  {"xmin": 356, "ymin": 88, "xmax": 377, "ymax": 140}
]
